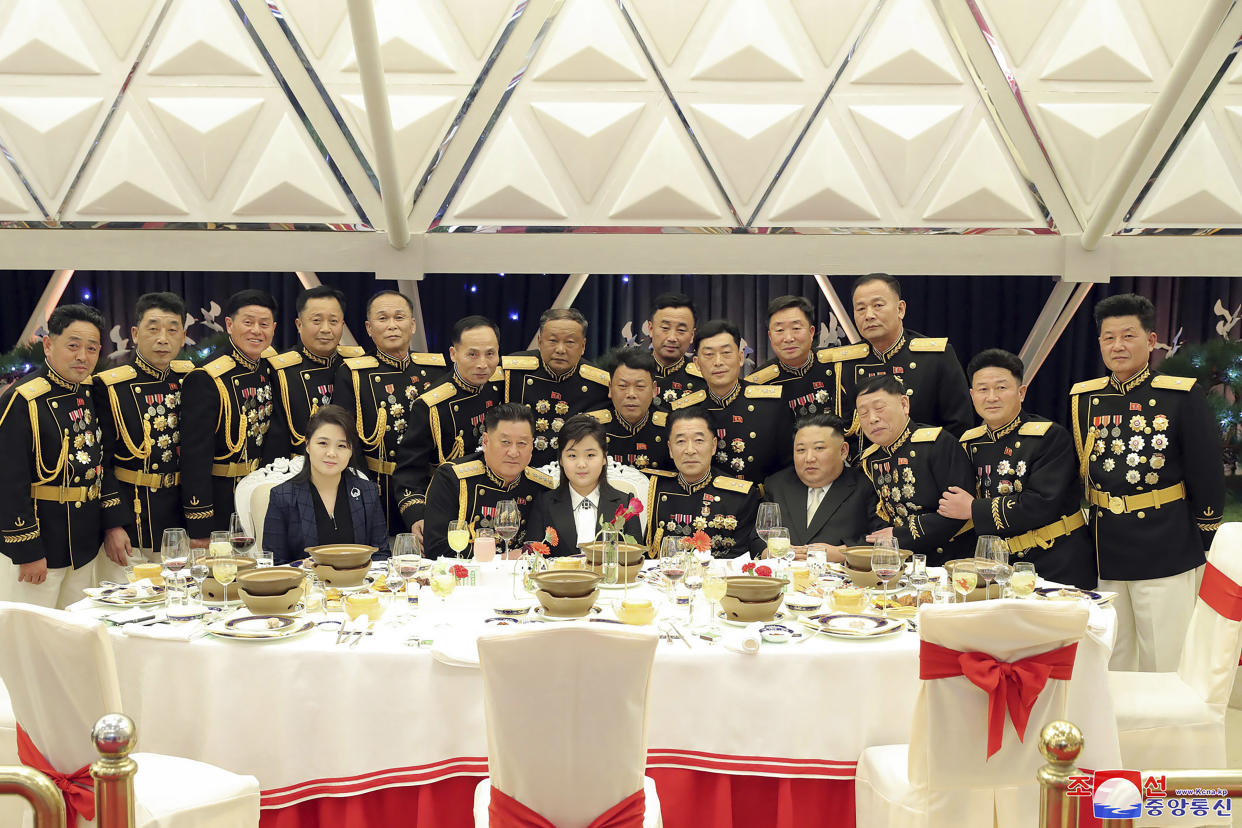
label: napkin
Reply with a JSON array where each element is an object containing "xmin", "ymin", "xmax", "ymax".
[
  {"xmin": 124, "ymin": 622, "xmax": 204, "ymax": 641},
  {"xmin": 430, "ymin": 625, "xmax": 485, "ymax": 668},
  {"xmin": 722, "ymin": 622, "xmax": 762, "ymax": 654}
]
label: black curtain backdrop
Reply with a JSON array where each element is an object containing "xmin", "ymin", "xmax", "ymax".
[{"xmin": 2, "ymin": 270, "xmax": 1241, "ymax": 427}]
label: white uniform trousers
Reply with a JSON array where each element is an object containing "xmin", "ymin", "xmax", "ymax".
[
  {"xmin": 0, "ymin": 554, "xmax": 98, "ymax": 609},
  {"xmin": 1101, "ymin": 567, "xmax": 1198, "ymax": 672}
]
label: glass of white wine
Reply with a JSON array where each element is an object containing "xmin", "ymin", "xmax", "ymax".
[
  {"xmin": 951, "ymin": 562, "xmax": 978, "ymax": 603},
  {"xmin": 430, "ymin": 562, "xmax": 456, "ymax": 627},
  {"xmin": 766, "ymin": 526, "xmax": 791, "ymax": 571},
  {"xmin": 212, "ymin": 556, "xmax": 238, "ymax": 605},
  {"xmin": 208, "ymin": 530, "xmax": 231, "ymax": 559},
  {"xmin": 701, "ymin": 564, "xmax": 727, "ymax": 634},
  {"xmin": 446, "ymin": 521, "xmax": 471, "ymax": 560},
  {"xmin": 1011, "ymin": 562, "xmax": 1037, "ymax": 598}
]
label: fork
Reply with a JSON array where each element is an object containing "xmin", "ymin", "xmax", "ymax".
[{"xmin": 349, "ymin": 621, "xmax": 374, "ymax": 648}]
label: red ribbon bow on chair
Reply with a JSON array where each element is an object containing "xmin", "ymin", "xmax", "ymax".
[
  {"xmin": 489, "ymin": 786, "xmax": 645, "ymax": 828},
  {"xmin": 1201, "ymin": 562, "xmax": 1242, "ymax": 623},
  {"xmin": 16, "ymin": 725, "xmax": 96, "ymax": 828},
  {"xmin": 920, "ymin": 640, "xmax": 1078, "ymax": 758}
]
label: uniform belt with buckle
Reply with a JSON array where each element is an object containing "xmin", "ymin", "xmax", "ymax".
[
  {"xmin": 1087, "ymin": 482, "xmax": 1186, "ymax": 515},
  {"xmin": 115, "ymin": 468, "xmax": 181, "ymax": 489},
  {"xmin": 211, "ymin": 460, "xmax": 259, "ymax": 478},
  {"xmin": 1007, "ymin": 511, "xmax": 1087, "ymax": 554},
  {"xmin": 366, "ymin": 457, "xmax": 396, "ymax": 476},
  {"xmin": 31, "ymin": 485, "xmax": 100, "ymax": 503}
]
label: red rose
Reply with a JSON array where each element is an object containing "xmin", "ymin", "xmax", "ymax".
[
  {"xmin": 614, "ymin": 504, "xmax": 627, "ymax": 521},
  {"xmin": 450, "ymin": 564, "xmax": 468, "ymax": 579},
  {"xmin": 627, "ymin": 497, "xmax": 644, "ymax": 516},
  {"xmin": 741, "ymin": 562, "xmax": 756, "ymax": 574},
  {"xmin": 545, "ymin": 527, "xmax": 559, "ymax": 547},
  {"xmin": 755, "ymin": 565, "xmax": 772, "ymax": 577}
]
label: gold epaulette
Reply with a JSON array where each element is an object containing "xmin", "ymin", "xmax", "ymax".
[
  {"xmin": 525, "ymin": 467, "xmax": 555, "ymax": 488},
  {"xmin": 81, "ymin": 376, "xmax": 93, "ymax": 385},
  {"xmin": 344, "ymin": 356, "xmax": 378, "ymax": 371},
  {"xmin": 412, "ymin": 352, "xmax": 446, "ymax": 367},
  {"xmin": 451, "ymin": 459, "xmax": 486, "ymax": 478},
  {"xmin": 909, "ymin": 337, "xmax": 948, "ymax": 353},
  {"xmin": 745, "ymin": 364, "xmax": 779, "ymax": 384},
  {"xmin": 261, "ymin": 346, "xmax": 278, "ymax": 358},
  {"xmin": 419, "ymin": 382, "xmax": 456, "ymax": 407},
  {"xmin": 861, "ymin": 443, "xmax": 880, "ymax": 460},
  {"xmin": 580, "ymin": 364, "xmax": 610, "ymax": 385},
  {"xmin": 16, "ymin": 377, "xmax": 51, "ymax": 400},
  {"xmin": 488, "ymin": 366, "xmax": 505, "ymax": 382},
  {"xmin": 203, "ymin": 355, "xmax": 235, "ymax": 378},
  {"xmin": 169, "ymin": 359, "xmax": 195, "ymax": 374},
  {"xmin": 337, "ymin": 345, "xmax": 365, "ymax": 358},
  {"xmin": 713, "ymin": 475, "xmax": 753, "ymax": 494},
  {"xmin": 819, "ymin": 343, "xmax": 869, "ymax": 362},
  {"xmin": 1070, "ymin": 377, "xmax": 1108, "ymax": 395},
  {"xmin": 1152, "ymin": 375, "xmax": 1196, "ymax": 392},
  {"xmin": 744, "ymin": 384, "xmax": 781, "ymax": 399},
  {"xmin": 686, "ymin": 363, "xmax": 703, "ymax": 377},
  {"xmin": 960, "ymin": 425, "xmax": 987, "ymax": 442},
  {"xmin": 1019, "ymin": 421, "xmax": 1053, "ymax": 436},
  {"xmin": 266, "ymin": 351, "xmax": 302, "ymax": 370},
  {"xmin": 586, "ymin": 409, "xmax": 612, "ymax": 424},
  {"xmin": 911, "ymin": 426, "xmax": 942, "ymax": 442},
  {"xmin": 502, "ymin": 355, "xmax": 539, "ymax": 370},
  {"xmin": 96, "ymin": 365, "xmax": 137, "ymax": 386},
  {"xmin": 651, "ymin": 411, "xmax": 668, "ymax": 426},
  {"xmin": 647, "ymin": 468, "xmax": 676, "ymax": 477},
  {"xmin": 671, "ymin": 390, "xmax": 706, "ymax": 409}
]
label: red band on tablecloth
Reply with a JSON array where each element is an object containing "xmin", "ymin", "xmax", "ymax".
[
  {"xmin": 920, "ymin": 640, "xmax": 1078, "ymax": 759},
  {"xmin": 16, "ymin": 724, "xmax": 95, "ymax": 828},
  {"xmin": 1201, "ymin": 562, "xmax": 1242, "ymax": 622},
  {"xmin": 489, "ymin": 786, "xmax": 645, "ymax": 828}
]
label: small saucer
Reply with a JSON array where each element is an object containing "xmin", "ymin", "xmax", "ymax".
[{"xmin": 760, "ymin": 624, "xmax": 794, "ymax": 643}]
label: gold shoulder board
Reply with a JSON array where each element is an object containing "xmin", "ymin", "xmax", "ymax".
[
  {"xmin": 260, "ymin": 346, "xmax": 278, "ymax": 359},
  {"xmin": 651, "ymin": 411, "xmax": 668, "ymax": 427},
  {"xmin": 909, "ymin": 337, "xmax": 948, "ymax": 353},
  {"xmin": 344, "ymin": 356, "xmax": 378, "ymax": 371},
  {"xmin": 685, "ymin": 363, "xmax": 703, "ymax": 377},
  {"xmin": 419, "ymin": 382, "xmax": 455, "ymax": 407},
  {"xmin": 744, "ymin": 384, "xmax": 781, "ymax": 399},
  {"xmin": 861, "ymin": 443, "xmax": 880, "ymax": 461},
  {"xmin": 744, "ymin": 364, "xmax": 779, "ymax": 384},
  {"xmin": 586, "ymin": 409, "xmax": 612, "ymax": 424},
  {"xmin": 203, "ymin": 355, "xmax": 235, "ymax": 378},
  {"xmin": 960, "ymin": 424, "xmax": 987, "ymax": 443},
  {"xmin": 580, "ymin": 364, "xmax": 610, "ymax": 385},
  {"xmin": 525, "ymin": 467, "xmax": 556, "ymax": 488},
  {"xmin": 671, "ymin": 390, "xmax": 707, "ymax": 409},
  {"xmin": 96, "ymin": 365, "xmax": 137, "ymax": 386},
  {"xmin": 911, "ymin": 426, "xmax": 942, "ymax": 442},
  {"xmin": 1069, "ymin": 377, "xmax": 1109, "ymax": 395},
  {"xmin": 266, "ymin": 351, "xmax": 302, "ymax": 370},
  {"xmin": 713, "ymin": 475, "xmax": 754, "ymax": 494},
  {"xmin": 502, "ymin": 355, "xmax": 539, "ymax": 371},
  {"xmin": 17, "ymin": 377, "xmax": 51, "ymax": 401},
  {"xmin": 168, "ymin": 359, "xmax": 195, "ymax": 374},
  {"xmin": 647, "ymin": 469, "xmax": 676, "ymax": 478},
  {"xmin": 1152, "ymin": 375, "xmax": 1196, "ymax": 392},
  {"xmin": 336, "ymin": 345, "xmax": 365, "ymax": 358},
  {"xmin": 452, "ymin": 459, "xmax": 486, "ymax": 478},
  {"xmin": 1019, "ymin": 421, "xmax": 1053, "ymax": 436},
  {"xmin": 412, "ymin": 352, "xmax": 447, "ymax": 367},
  {"xmin": 819, "ymin": 342, "xmax": 870, "ymax": 362},
  {"xmin": 488, "ymin": 366, "xmax": 505, "ymax": 383}
]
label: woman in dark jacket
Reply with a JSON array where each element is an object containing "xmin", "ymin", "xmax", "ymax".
[
  {"xmin": 527, "ymin": 415, "xmax": 643, "ymax": 556},
  {"xmin": 263, "ymin": 405, "xmax": 389, "ymax": 565}
]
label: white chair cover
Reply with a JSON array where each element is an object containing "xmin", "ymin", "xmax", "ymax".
[
  {"xmin": 856, "ymin": 600, "xmax": 1090, "ymax": 828},
  {"xmin": 472, "ymin": 625, "xmax": 662, "ymax": 828},
  {"xmin": 0, "ymin": 674, "xmax": 24, "ymax": 825},
  {"xmin": 0, "ymin": 602, "xmax": 260, "ymax": 828},
  {"xmin": 537, "ymin": 460, "xmax": 650, "ymax": 535},
  {"xmin": 234, "ymin": 456, "xmax": 304, "ymax": 547},
  {"xmin": 1110, "ymin": 522, "xmax": 1242, "ymax": 778}
]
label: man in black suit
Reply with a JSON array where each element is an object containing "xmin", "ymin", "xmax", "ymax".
[{"xmin": 763, "ymin": 413, "xmax": 882, "ymax": 553}]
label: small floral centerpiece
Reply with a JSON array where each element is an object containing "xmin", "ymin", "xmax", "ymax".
[
  {"xmin": 523, "ymin": 526, "xmax": 559, "ymax": 557},
  {"xmin": 595, "ymin": 497, "xmax": 643, "ymax": 544},
  {"xmin": 449, "ymin": 563, "xmax": 469, "ymax": 584},
  {"xmin": 741, "ymin": 562, "xmax": 774, "ymax": 577}
]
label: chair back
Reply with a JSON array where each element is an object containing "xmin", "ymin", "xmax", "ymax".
[
  {"xmin": 0, "ymin": 603, "xmax": 121, "ymax": 773},
  {"xmin": 908, "ymin": 600, "xmax": 1088, "ymax": 792},
  {"xmin": 1178, "ymin": 522, "xmax": 1242, "ymax": 706},
  {"xmin": 477, "ymin": 625, "xmax": 658, "ymax": 828},
  {"xmin": 236, "ymin": 456, "xmax": 303, "ymax": 549}
]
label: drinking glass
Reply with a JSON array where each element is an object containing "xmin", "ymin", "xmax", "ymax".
[
  {"xmin": 304, "ymin": 575, "xmax": 327, "ymax": 618},
  {"xmin": 806, "ymin": 545, "xmax": 828, "ymax": 578},
  {"xmin": 473, "ymin": 527, "xmax": 497, "ymax": 563},
  {"xmin": 385, "ymin": 559, "xmax": 408, "ymax": 621},
  {"xmin": 872, "ymin": 535, "xmax": 900, "ymax": 552},
  {"xmin": 766, "ymin": 526, "xmax": 792, "ymax": 566},
  {"xmin": 255, "ymin": 548, "xmax": 274, "ymax": 569},
  {"xmin": 908, "ymin": 553, "xmax": 928, "ymax": 591},
  {"xmin": 189, "ymin": 546, "xmax": 210, "ymax": 607},
  {"xmin": 951, "ymin": 562, "xmax": 978, "ymax": 603},
  {"xmin": 494, "ymin": 500, "xmax": 520, "ymax": 557},
  {"xmin": 701, "ymin": 564, "xmax": 727, "ymax": 633},
  {"xmin": 756, "ymin": 502, "xmax": 781, "ymax": 543},
  {"xmin": 684, "ymin": 566, "xmax": 703, "ymax": 624},
  {"xmin": 208, "ymin": 530, "xmax": 231, "ymax": 559},
  {"xmin": 660, "ymin": 537, "xmax": 687, "ymax": 592},
  {"xmin": 392, "ymin": 532, "xmax": 421, "ymax": 563},
  {"xmin": 933, "ymin": 575, "xmax": 954, "ymax": 604},
  {"xmin": 446, "ymin": 520, "xmax": 471, "ymax": 560},
  {"xmin": 1011, "ymin": 562, "xmax": 1037, "ymax": 598},
  {"xmin": 870, "ymin": 548, "xmax": 901, "ymax": 617},
  {"xmin": 975, "ymin": 536, "xmax": 1007, "ymax": 600},
  {"xmin": 212, "ymin": 556, "xmax": 238, "ymax": 604},
  {"xmin": 993, "ymin": 559, "xmax": 1012, "ymax": 599},
  {"xmin": 229, "ymin": 513, "xmax": 254, "ymax": 558},
  {"xmin": 160, "ymin": 528, "xmax": 189, "ymax": 606},
  {"xmin": 430, "ymin": 562, "xmax": 456, "ymax": 627}
]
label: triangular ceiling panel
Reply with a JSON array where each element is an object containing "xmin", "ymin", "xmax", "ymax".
[
  {"xmin": 1133, "ymin": 122, "xmax": 1242, "ymax": 224},
  {"xmin": 1040, "ymin": 0, "xmax": 1151, "ymax": 82},
  {"xmin": 341, "ymin": 0, "xmax": 455, "ymax": 74},
  {"xmin": 609, "ymin": 118, "xmax": 727, "ymax": 221},
  {"xmin": 850, "ymin": 104, "xmax": 961, "ymax": 204},
  {"xmin": 685, "ymin": 102, "xmax": 803, "ymax": 210},
  {"xmin": 82, "ymin": 0, "xmax": 159, "ymax": 60},
  {"xmin": 278, "ymin": 0, "xmax": 348, "ymax": 59},
  {"xmin": 531, "ymin": 0, "xmax": 647, "ymax": 82},
  {"xmin": 0, "ymin": 161, "xmax": 32, "ymax": 215},
  {"xmin": 850, "ymin": 0, "xmax": 960, "ymax": 85},
  {"xmin": 453, "ymin": 120, "xmax": 566, "ymax": 221},
  {"xmin": 0, "ymin": 0, "xmax": 100, "ymax": 75},
  {"xmin": 442, "ymin": 0, "xmax": 515, "ymax": 60},
  {"xmin": 790, "ymin": 0, "xmax": 871, "ymax": 67},
  {"xmin": 691, "ymin": 0, "xmax": 803, "ymax": 82},
  {"xmin": 975, "ymin": 0, "xmax": 1060, "ymax": 67},
  {"xmin": 627, "ymin": 0, "xmax": 708, "ymax": 65},
  {"xmin": 531, "ymin": 101, "xmax": 646, "ymax": 201},
  {"xmin": 74, "ymin": 113, "xmax": 189, "ymax": 215},
  {"xmin": 1138, "ymin": 0, "xmax": 1211, "ymax": 64},
  {"xmin": 922, "ymin": 119, "xmax": 1039, "ymax": 222},
  {"xmin": 1035, "ymin": 102, "xmax": 1149, "ymax": 215},
  {"xmin": 149, "ymin": 96, "xmax": 265, "ymax": 199},
  {"xmin": 758, "ymin": 114, "xmax": 881, "ymax": 224},
  {"xmin": 146, "ymin": 0, "xmax": 263, "ymax": 76},
  {"xmin": 340, "ymin": 93, "xmax": 458, "ymax": 198},
  {"xmin": 233, "ymin": 114, "xmax": 352, "ymax": 217},
  {"xmin": 0, "ymin": 96, "xmax": 104, "ymax": 205}
]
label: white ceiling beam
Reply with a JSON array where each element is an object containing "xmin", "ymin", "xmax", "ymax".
[
  {"xmin": 1022, "ymin": 282, "xmax": 1095, "ymax": 386},
  {"xmin": 394, "ymin": 278, "xmax": 429, "ymax": 352},
  {"xmin": 814, "ymin": 275, "xmax": 860, "ymax": 344},
  {"xmin": 1017, "ymin": 278, "xmax": 1076, "ymax": 372},
  {"xmin": 18, "ymin": 269, "xmax": 74, "ymax": 346}
]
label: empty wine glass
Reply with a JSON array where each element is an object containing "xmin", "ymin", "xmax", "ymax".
[
  {"xmin": 993, "ymin": 558, "xmax": 1012, "ymax": 599},
  {"xmin": 160, "ymin": 528, "xmax": 189, "ymax": 606},
  {"xmin": 871, "ymin": 548, "xmax": 901, "ymax": 618},
  {"xmin": 908, "ymin": 553, "xmax": 929, "ymax": 596},
  {"xmin": 756, "ymin": 502, "xmax": 781, "ymax": 544},
  {"xmin": 189, "ymin": 546, "xmax": 210, "ymax": 607},
  {"xmin": 974, "ymin": 535, "xmax": 1007, "ymax": 600},
  {"xmin": 495, "ymin": 500, "xmax": 520, "ymax": 557},
  {"xmin": 385, "ymin": 559, "xmax": 408, "ymax": 621}
]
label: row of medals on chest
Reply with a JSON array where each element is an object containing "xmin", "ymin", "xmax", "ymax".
[
  {"xmin": 61, "ymin": 403, "xmax": 105, "ymax": 475},
  {"xmin": 662, "ymin": 490, "xmax": 739, "ymax": 548},
  {"xmin": 875, "ymin": 460, "xmax": 921, "ymax": 525},
  {"xmin": 237, "ymin": 383, "xmax": 273, "ymax": 444},
  {"xmin": 1088, "ymin": 413, "xmax": 1170, "ymax": 486},
  {"xmin": 375, "ymin": 379, "xmax": 420, "ymax": 434}
]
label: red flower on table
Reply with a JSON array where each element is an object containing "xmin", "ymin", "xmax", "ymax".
[
  {"xmin": 742, "ymin": 562, "xmax": 756, "ymax": 574},
  {"xmin": 526, "ymin": 541, "xmax": 551, "ymax": 556},
  {"xmin": 450, "ymin": 564, "xmax": 468, "ymax": 579},
  {"xmin": 755, "ymin": 565, "xmax": 772, "ymax": 577},
  {"xmin": 685, "ymin": 529, "xmax": 712, "ymax": 553},
  {"xmin": 741, "ymin": 562, "xmax": 772, "ymax": 576}
]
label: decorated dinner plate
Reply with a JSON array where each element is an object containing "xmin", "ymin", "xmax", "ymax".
[
  {"xmin": 206, "ymin": 617, "xmax": 315, "ymax": 641},
  {"xmin": 802, "ymin": 613, "xmax": 904, "ymax": 639},
  {"xmin": 1034, "ymin": 587, "xmax": 1104, "ymax": 602},
  {"xmin": 717, "ymin": 610, "xmax": 790, "ymax": 628},
  {"xmin": 91, "ymin": 586, "xmax": 167, "ymax": 607},
  {"xmin": 532, "ymin": 605, "xmax": 603, "ymax": 622},
  {"xmin": 226, "ymin": 614, "xmax": 297, "ymax": 632}
]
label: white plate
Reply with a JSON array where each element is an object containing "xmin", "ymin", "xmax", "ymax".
[
  {"xmin": 533, "ymin": 605, "xmax": 603, "ymax": 622},
  {"xmin": 717, "ymin": 610, "xmax": 789, "ymax": 628},
  {"xmin": 90, "ymin": 586, "xmax": 167, "ymax": 607},
  {"xmin": 206, "ymin": 619, "xmax": 315, "ymax": 641},
  {"xmin": 803, "ymin": 613, "xmax": 904, "ymax": 639}
]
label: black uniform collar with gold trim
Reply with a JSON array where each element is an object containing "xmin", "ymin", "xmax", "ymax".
[
  {"xmin": 877, "ymin": 420, "xmax": 914, "ymax": 455},
  {"xmin": 134, "ymin": 352, "xmax": 169, "ymax": 380},
  {"xmin": 676, "ymin": 471, "xmax": 713, "ymax": 494},
  {"xmin": 655, "ymin": 355, "xmax": 687, "ymax": 378},
  {"xmin": 614, "ymin": 408, "xmax": 650, "ymax": 434},
  {"xmin": 542, "ymin": 356, "xmax": 577, "ymax": 383},
  {"xmin": 1109, "ymin": 364, "xmax": 1151, "ymax": 395},
  {"xmin": 778, "ymin": 355, "xmax": 814, "ymax": 376},
  {"xmin": 453, "ymin": 370, "xmax": 481, "ymax": 394},
  {"xmin": 46, "ymin": 365, "xmax": 80, "ymax": 392},
  {"xmin": 376, "ymin": 349, "xmax": 411, "ymax": 371},
  {"xmin": 301, "ymin": 346, "xmax": 335, "ymax": 368},
  {"xmin": 483, "ymin": 462, "xmax": 520, "ymax": 490},
  {"xmin": 872, "ymin": 330, "xmax": 908, "ymax": 363},
  {"xmin": 708, "ymin": 382, "xmax": 741, "ymax": 407},
  {"xmin": 988, "ymin": 411, "xmax": 1023, "ymax": 441},
  {"xmin": 231, "ymin": 346, "xmax": 259, "ymax": 371}
]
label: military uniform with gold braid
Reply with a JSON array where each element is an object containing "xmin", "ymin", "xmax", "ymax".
[
  {"xmin": 0, "ymin": 366, "xmax": 129, "ymax": 569},
  {"xmin": 832, "ymin": 330, "xmax": 973, "ymax": 437},
  {"xmin": 584, "ymin": 407, "xmax": 670, "ymax": 472},
  {"xmin": 653, "ymin": 356, "xmax": 702, "ymax": 407},
  {"xmin": 393, "ymin": 367, "xmax": 505, "ymax": 530},
  {"xmin": 960, "ymin": 411, "xmax": 1096, "ymax": 588},
  {"xmin": 95, "ymin": 354, "xmax": 195, "ymax": 551},
  {"xmin": 745, "ymin": 353, "xmax": 839, "ymax": 424},
  {"xmin": 266, "ymin": 344, "xmax": 366, "ymax": 453},
  {"xmin": 673, "ymin": 380, "xmax": 787, "ymax": 482},
  {"xmin": 502, "ymin": 351, "xmax": 610, "ymax": 467},
  {"xmin": 332, "ymin": 349, "xmax": 446, "ymax": 535},
  {"xmin": 422, "ymin": 457, "xmax": 554, "ymax": 559},
  {"xmin": 860, "ymin": 421, "xmax": 976, "ymax": 566},
  {"xmin": 644, "ymin": 470, "xmax": 765, "ymax": 558},
  {"xmin": 1071, "ymin": 366, "xmax": 1224, "ymax": 581}
]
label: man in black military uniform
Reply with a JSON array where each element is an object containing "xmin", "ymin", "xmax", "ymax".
[
  {"xmin": 856, "ymin": 375, "xmax": 975, "ymax": 565},
  {"xmin": 746, "ymin": 295, "xmax": 839, "ymax": 424},
  {"xmin": 333, "ymin": 290, "xmax": 445, "ymax": 536},
  {"xmin": 647, "ymin": 292, "xmax": 702, "ymax": 406},
  {"xmin": 395, "ymin": 315, "xmax": 504, "ymax": 540},
  {"xmin": 937, "ymin": 349, "xmax": 1095, "ymax": 588},
  {"xmin": 0, "ymin": 304, "xmax": 130, "ymax": 607},
  {"xmin": 503, "ymin": 308, "xmax": 609, "ymax": 468},
  {"xmin": 267, "ymin": 285, "xmax": 365, "ymax": 455},
  {"xmin": 672, "ymin": 319, "xmax": 786, "ymax": 483},
  {"xmin": 833, "ymin": 273, "xmax": 973, "ymax": 438},
  {"xmin": 95, "ymin": 293, "xmax": 197, "ymax": 579},
  {"xmin": 645, "ymin": 406, "xmax": 764, "ymax": 558},
  {"xmin": 586, "ymin": 347, "xmax": 669, "ymax": 472},
  {"xmin": 1071, "ymin": 294, "xmax": 1224, "ymax": 672},
  {"xmin": 183, "ymin": 290, "xmax": 283, "ymax": 542},
  {"xmin": 422, "ymin": 403, "xmax": 554, "ymax": 559}
]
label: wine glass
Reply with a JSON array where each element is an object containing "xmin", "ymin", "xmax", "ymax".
[
  {"xmin": 870, "ymin": 548, "xmax": 901, "ymax": 618},
  {"xmin": 993, "ymin": 558, "xmax": 1012, "ymax": 599},
  {"xmin": 229, "ymin": 513, "xmax": 254, "ymax": 559},
  {"xmin": 494, "ymin": 500, "xmax": 520, "ymax": 557},
  {"xmin": 1011, "ymin": 562, "xmax": 1037, "ymax": 598},
  {"xmin": 756, "ymin": 502, "xmax": 781, "ymax": 544},
  {"xmin": 392, "ymin": 533, "xmax": 423, "ymax": 612},
  {"xmin": 446, "ymin": 520, "xmax": 470, "ymax": 560},
  {"xmin": 701, "ymin": 564, "xmax": 727, "ymax": 633},
  {"xmin": 208, "ymin": 530, "xmax": 231, "ymax": 559},
  {"xmin": 974, "ymin": 535, "xmax": 1007, "ymax": 600},
  {"xmin": 951, "ymin": 562, "xmax": 978, "ymax": 603},
  {"xmin": 658, "ymin": 537, "xmax": 682, "ymax": 591},
  {"xmin": 385, "ymin": 558, "xmax": 408, "ymax": 621},
  {"xmin": 766, "ymin": 526, "xmax": 792, "ymax": 566},
  {"xmin": 160, "ymin": 528, "xmax": 189, "ymax": 606},
  {"xmin": 189, "ymin": 545, "xmax": 210, "ymax": 607},
  {"xmin": 212, "ymin": 556, "xmax": 238, "ymax": 606},
  {"xmin": 908, "ymin": 553, "xmax": 928, "ymax": 591},
  {"xmin": 806, "ymin": 544, "xmax": 829, "ymax": 578},
  {"xmin": 430, "ymin": 562, "xmax": 456, "ymax": 627}
]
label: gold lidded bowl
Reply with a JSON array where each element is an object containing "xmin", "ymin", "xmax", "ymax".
[
  {"xmin": 529, "ymin": 569, "xmax": 603, "ymax": 598},
  {"xmin": 724, "ymin": 575, "xmax": 786, "ymax": 603},
  {"xmin": 312, "ymin": 562, "xmax": 370, "ymax": 588},
  {"xmin": 720, "ymin": 595, "xmax": 783, "ymax": 622},
  {"xmin": 535, "ymin": 588, "xmax": 600, "ymax": 618},
  {"xmin": 305, "ymin": 544, "xmax": 376, "ymax": 570},
  {"xmin": 236, "ymin": 566, "xmax": 303, "ymax": 596},
  {"xmin": 580, "ymin": 541, "xmax": 647, "ymax": 567},
  {"xmin": 239, "ymin": 584, "xmax": 304, "ymax": 615}
]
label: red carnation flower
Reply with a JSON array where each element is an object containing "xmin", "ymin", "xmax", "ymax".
[
  {"xmin": 450, "ymin": 564, "xmax": 468, "ymax": 579},
  {"xmin": 741, "ymin": 562, "xmax": 756, "ymax": 574},
  {"xmin": 755, "ymin": 565, "xmax": 773, "ymax": 577}
]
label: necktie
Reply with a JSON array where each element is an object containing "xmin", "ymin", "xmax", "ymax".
[{"xmin": 808, "ymin": 487, "xmax": 824, "ymax": 525}]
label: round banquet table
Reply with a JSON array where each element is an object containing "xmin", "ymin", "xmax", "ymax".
[{"xmin": 69, "ymin": 562, "xmax": 1119, "ymax": 828}]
